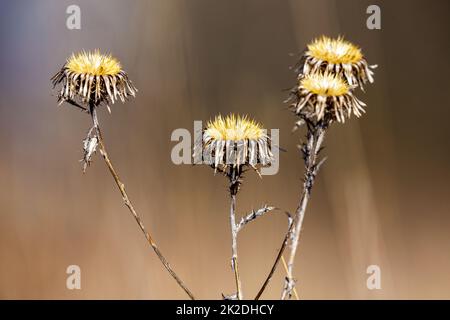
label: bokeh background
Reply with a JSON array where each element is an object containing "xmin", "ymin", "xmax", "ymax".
[{"xmin": 0, "ymin": 0, "xmax": 449, "ymax": 299}]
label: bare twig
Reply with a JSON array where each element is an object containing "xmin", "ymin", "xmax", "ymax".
[
  {"xmin": 255, "ymin": 211, "xmax": 294, "ymax": 300},
  {"xmin": 281, "ymin": 123, "xmax": 326, "ymax": 300},
  {"xmin": 235, "ymin": 205, "xmax": 276, "ymax": 233},
  {"xmin": 220, "ymin": 165, "xmax": 285, "ymax": 301},
  {"xmin": 65, "ymin": 98, "xmax": 88, "ymax": 111},
  {"xmin": 89, "ymin": 103, "xmax": 195, "ymax": 300}
]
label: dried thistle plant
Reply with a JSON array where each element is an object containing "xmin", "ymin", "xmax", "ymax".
[
  {"xmin": 293, "ymin": 72, "xmax": 366, "ymax": 124},
  {"xmin": 52, "ymin": 50, "xmax": 137, "ymax": 107},
  {"xmin": 195, "ymin": 114, "xmax": 275, "ymax": 300},
  {"xmin": 300, "ymin": 35, "xmax": 376, "ymax": 89},
  {"xmin": 52, "ymin": 50, "xmax": 194, "ymax": 299},
  {"xmin": 281, "ymin": 36, "xmax": 376, "ymax": 299}
]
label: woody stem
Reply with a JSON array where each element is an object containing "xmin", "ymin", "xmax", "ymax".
[{"xmin": 281, "ymin": 123, "xmax": 326, "ymax": 300}]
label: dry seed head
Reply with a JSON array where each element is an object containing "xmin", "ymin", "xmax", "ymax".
[
  {"xmin": 307, "ymin": 36, "xmax": 363, "ymax": 65},
  {"xmin": 196, "ymin": 114, "xmax": 273, "ymax": 173},
  {"xmin": 301, "ymin": 72, "xmax": 350, "ymax": 97},
  {"xmin": 291, "ymin": 72, "xmax": 367, "ymax": 123},
  {"xmin": 205, "ymin": 114, "xmax": 265, "ymax": 141},
  {"xmin": 66, "ymin": 50, "xmax": 122, "ymax": 76},
  {"xmin": 51, "ymin": 50, "xmax": 137, "ymax": 108},
  {"xmin": 301, "ymin": 36, "xmax": 376, "ymax": 88}
]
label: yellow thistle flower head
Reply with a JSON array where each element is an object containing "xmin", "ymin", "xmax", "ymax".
[
  {"xmin": 51, "ymin": 50, "xmax": 137, "ymax": 107},
  {"xmin": 205, "ymin": 114, "xmax": 265, "ymax": 141},
  {"xmin": 300, "ymin": 35, "xmax": 377, "ymax": 88},
  {"xmin": 300, "ymin": 73, "xmax": 350, "ymax": 97},
  {"xmin": 66, "ymin": 50, "xmax": 122, "ymax": 76},
  {"xmin": 307, "ymin": 36, "xmax": 363, "ymax": 65},
  {"xmin": 291, "ymin": 72, "xmax": 367, "ymax": 123},
  {"xmin": 195, "ymin": 114, "xmax": 273, "ymax": 173}
]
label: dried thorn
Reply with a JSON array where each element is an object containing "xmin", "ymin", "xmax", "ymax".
[{"xmin": 315, "ymin": 156, "xmax": 328, "ymax": 173}]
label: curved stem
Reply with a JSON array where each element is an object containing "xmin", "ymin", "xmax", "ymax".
[
  {"xmin": 281, "ymin": 125, "xmax": 326, "ymax": 300},
  {"xmin": 254, "ymin": 215, "xmax": 294, "ymax": 300},
  {"xmin": 90, "ymin": 104, "xmax": 195, "ymax": 300}
]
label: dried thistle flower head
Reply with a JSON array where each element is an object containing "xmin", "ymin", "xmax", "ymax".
[
  {"xmin": 196, "ymin": 114, "xmax": 273, "ymax": 173},
  {"xmin": 66, "ymin": 51, "xmax": 122, "ymax": 75},
  {"xmin": 205, "ymin": 114, "xmax": 265, "ymax": 141},
  {"xmin": 51, "ymin": 50, "xmax": 137, "ymax": 109},
  {"xmin": 301, "ymin": 36, "xmax": 376, "ymax": 89},
  {"xmin": 291, "ymin": 72, "xmax": 367, "ymax": 123}
]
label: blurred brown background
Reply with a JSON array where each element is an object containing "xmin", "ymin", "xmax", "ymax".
[{"xmin": 0, "ymin": 0, "xmax": 449, "ymax": 299}]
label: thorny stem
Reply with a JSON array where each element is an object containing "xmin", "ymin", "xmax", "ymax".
[
  {"xmin": 89, "ymin": 103, "xmax": 195, "ymax": 300},
  {"xmin": 281, "ymin": 256, "xmax": 299, "ymax": 300},
  {"xmin": 236, "ymin": 205, "xmax": 276, "ymax": 233},
  {"xmin": 228, "ymin": 166, "xmax": 243, "ymax": 300},
  {"xmin": 281, "ymin": 122, "xmax": 326, "ymax": 300}
]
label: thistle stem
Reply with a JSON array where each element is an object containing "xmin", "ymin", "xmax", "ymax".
[
  {"xmin": 281, "ymin": 256, "xmax": 299, "ymax": 300},
  {"xmin": 229, "ymin": 167, "xmax": 243, "ymax": 300},
  {"xmin": 254, "ymin": 216, "xmax": 294, "ymax": 300},
  {"xmin": 281, "ymin": 124, "xmax": 326, "ymax": 300},
  {"xmin": 90, "ymin": 104, "xmax": 195, "ymax": 300}
]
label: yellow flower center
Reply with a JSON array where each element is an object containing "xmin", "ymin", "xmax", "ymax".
[
  {"xmin": 301, "ymin": 73, "xmax": 350, "ymax": 96},
  {"xmin": 205, "ymin": 114, "xmax": 265, "ymax": 141},
  {"xmin": 307, "ymin": 36, "xmax": 363, "ymax": 65},
  {"xmin": 66, "ymin": 50, "xmax": 121, "ymax": 76}
]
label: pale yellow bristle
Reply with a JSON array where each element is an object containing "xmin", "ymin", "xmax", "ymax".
[
  {"xmin": 301, "ymin": 73, "xmax": 350, "ymax": 96},
  {"xmin": 205, "ymin": 114, "xmax": 264, "ymax": 141},
  {"xmin": 307, "ymin": 36, "xmax": 363, "ymax": 65},
  {"xmin": 66, "ymin": 50, "xmax": 121, "ymax": 75}
]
